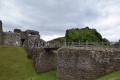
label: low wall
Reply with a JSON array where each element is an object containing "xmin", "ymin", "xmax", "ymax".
[
  {"xmin": 26, "ymin": 47, "xmax": 57, "ymax": 73},
  {"xmin": 57, "ymin": 47, "xmax": 120, "ymax": 80}
]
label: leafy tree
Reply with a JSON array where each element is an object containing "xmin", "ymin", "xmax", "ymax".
[
  {"xmin": 48, "ymin": 27, "xmax": 109, "ymax": 43},
  {"xmin": 65, "ymin": 27, "xmax": 109, "ymax": 42}
]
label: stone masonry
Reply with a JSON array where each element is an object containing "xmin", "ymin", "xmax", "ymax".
[
  {"xmin": 0, "ymin": 20, "xmax": 40, "ymax": 46},
  {"xmin": 3, "ymin": 32, "xmax": 21, "ymax": 46},
  {"xmin": 57, "ymin": 47, "xmax": 120, "ymax": 80},
  {"xmin": 2, "ymin": 28, "xmax": 40, "ymax": 46},
  {"xmin": 27, "ymin": 47, "xmax": 57, "ymax": 73}
]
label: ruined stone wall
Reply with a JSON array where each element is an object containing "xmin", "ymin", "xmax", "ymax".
[
  {"xmin": 14, "ymin": 29, "xmax": 22, "ymax": 33},
  {"xmin": 27, "ymin": 35, "xmax": 40, "ymax": 41},
  {"xmin": 27, "ymin": 47, "xmax": 57, "ymax": 74},
  {"xmin": 25, "ymin": 30, "xmax": 39, "ymax": 36},
  {"xmin": 3, "ymin": 32, "xmax": 21, "ymax": 46},
  {"xmin": 57, "ymin": 47, "xmax": 120, "ymax": 80},
  {"xmin": 0, "ymin": 20, "xmax": 3, "ymax": 45}
]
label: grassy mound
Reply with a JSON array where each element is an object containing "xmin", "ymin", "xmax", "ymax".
[{"xmin": 0, "ymin": 45, "xmax": 59, "ymax": 80}]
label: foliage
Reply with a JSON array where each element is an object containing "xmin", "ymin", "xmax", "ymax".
[
  {"xmin": 48, "ymin": 27, "xmax": 108, "ymax": 43},
  {"xmin": 102, "ymin": 38, "xmax": 109, "ymax": 42},
  {"xmin": 65, "ymin": 27, "xmax": 108, "ymax": 42},
  {"xmin": 48, "ymin": 37, "xmax": 66, "ymax": 43}
]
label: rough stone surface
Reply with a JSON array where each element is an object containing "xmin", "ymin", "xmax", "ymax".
[
  {"xmin": 1, "ymin": 28, "xmax": 40, "ymax": 46},
  {"xmin": 3, "ymin": 32, "xmax": 21, "ymax": 46},
  {"xmin": 26, "ymin": 47, "xmax": 57, "ymax": 73},
  {"xmin": 25, "ymin": 30, "xmax": 39, "ymax": 35},
  {"xmin": 14, "ymin": 29, "xmax": 22, "ymax": 33},
  {"xmin": 57, "ymin": 47, "xmax": 120, "ymax": 80}
]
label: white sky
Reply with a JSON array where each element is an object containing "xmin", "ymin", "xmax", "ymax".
[{"xmin": 0, "ymin": 0, "xmax": 120, "ymax": 42}]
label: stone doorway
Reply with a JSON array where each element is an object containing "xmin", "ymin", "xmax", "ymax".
[{"xmin": 21, "ymin": 39, "xmax": 25, "ymax": 46}]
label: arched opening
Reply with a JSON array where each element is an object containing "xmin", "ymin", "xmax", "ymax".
[{"xmin": 21, "ymin": 39, "xmax": 25, "ymax": 46}]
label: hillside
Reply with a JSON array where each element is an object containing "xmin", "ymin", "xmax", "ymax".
[
  {"xmin": 48, "ymin": 27, "xmax": 108, "ymax": 43},
  {"xmin": 66, "ymin": 27, "xmax": 108, "ymax": 42},
  {"xmin": 48, "ymin": 37, "xmax": 66, "ymax": 43},
  {"xmin": 0, "ymin": 46, "xmax": 59, "ymax": 80}
]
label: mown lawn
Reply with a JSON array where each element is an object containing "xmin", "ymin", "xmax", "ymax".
[
  {"xmin": 96, "ymin": 70, "xmax": 120, "ymax": 80},
  {"xmin": 0, "ymin": 45, "xmax": 60, "ymax": 80}
]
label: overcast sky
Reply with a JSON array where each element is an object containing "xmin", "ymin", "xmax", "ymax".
[{"xmin": 0, "ymin": 0, "xmax": 120, "ymax": 41}]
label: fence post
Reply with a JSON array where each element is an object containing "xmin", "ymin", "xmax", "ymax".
[
  {"xmin": 119, "ymin": 40, "xmax": 120, "ymax": 48},
  {"xmin": 107, "ymin": 41, "xmax": 108, "ymax": 48},
  {"xmin": 79, "ymin": 40, "xmax": 80, "ymax": 47},
  {"xmin": 65, "ymin": 41, "xmax": 66, "ymax": 47},
  {"xmin": 86, "ymin": 40, "xmax": 88, "ymax": 47},
  {"xmin": 102, "ymin": 42, "xmax": 103, "ymax": 48},
  {"xmin": 72, "ymin": 41, "xmax": 73, "ymax": 47},
  {"xmin": 97, "ymin": 41, "xmax": 98, "ymax": 47}
]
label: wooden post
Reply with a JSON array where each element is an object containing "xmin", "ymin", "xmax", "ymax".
[
  {"xmin": 96, "ymin": 40, "xmax": 98, "ymax": 47},
  {"xmin": 72, "ymin": 41, "xmax": 74, "ymax": 47},
  {"xmin": 86, "ymin": 40, "xmax": 88, "ymax": 47},
  {"xmin": 119, "ymin": 40, "xmax": 120, "ymax": 48},
  {"xmin": 107, "ymin": 41, "xmax": 108, "ymax": 48},
  {"xmin": 79, "ymin": 40, "xmax": 80, "ymax": 47},
  {"xmin": 65, "ymin": 41, "xmax": 66, "ymax": 47},
  {"xmin": 102, "ymin": 42, "xmax": 103, "ymax": 48}
]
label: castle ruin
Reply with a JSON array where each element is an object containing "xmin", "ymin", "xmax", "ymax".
[
  {"xmin": 0, "ymin": 20, "xmax": 57, "ymax": 74},
  {"xmin": 0, "ymin": 20, "xmax": 41, "ymax": 46},
  {"xmin": 0, "ymin": 20, "xmax": 120, "ymax": 80}
]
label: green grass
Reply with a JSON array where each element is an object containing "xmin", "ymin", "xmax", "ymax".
[
  {"xmin": 96, "ymin": 70, "xmax": 120, "ymax": 80},
  {"xmin": 0, "ymin": 45, "xmax": 60, "ymax": 80},
  {"xmin": 53, "ymin": 50, "xmax": 58, "ymax": 54}
]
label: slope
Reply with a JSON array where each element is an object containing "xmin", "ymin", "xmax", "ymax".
[{"xmin": 0, "ymin": 45, "xmax": 59, "ymax": 80}]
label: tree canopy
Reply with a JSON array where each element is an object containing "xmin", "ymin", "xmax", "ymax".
[
  {"xmin": 48, "ymin": 27, "xmax": 109, "ymax": 43},
  {"xmin": 65, "ymin": 27, "xmax": 108, "ymax": 42}
]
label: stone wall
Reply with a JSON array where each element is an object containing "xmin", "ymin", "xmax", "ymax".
[
  {"xmin": 3, "ymin": 32, "xmax": 21, "ymax": 46},
  {"xmin": 0, "ymin": 20, "xmax": 3, "ymax": 45},
  {"xmin": 26, "ymin": 47, "xmax": 57, "ymax": 73},
  {"xmin": 27, "ymin": 35, "xmax": 40, "ymax": 41},
  {"xmin": 14, "ymin": 29, "xmax": 22, "ymax": 33},
  {"xmin": 57, "ymin": 47, "xmax": 120, "ymax": 80}
]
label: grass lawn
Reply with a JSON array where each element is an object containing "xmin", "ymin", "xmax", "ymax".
[
  {"xmin": 96, "ymin": 70, "xmax": 120, "ymax": 80},
  {"xmin": 0, "ymin": 45, "xmax": 60, "ymax": 80}
]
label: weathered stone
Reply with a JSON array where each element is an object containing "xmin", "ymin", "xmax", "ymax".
[
  {"xmin": 3, "ymin": 32, "xmax": 21, "ymax": 46},
  {"xmin": 57, "ymin": 47, "xmax": 120, "ymax": 80},
  {"xmin": 26, "ymin": 47, "xmax": 57, "ymax": 73},
  {"xmin": 14, "ymin": 29, "xmax": 22, "ymax": 33},
  {"xmin": 1, "ymin": 28, "xmax": 40, "ymax": 46}
]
